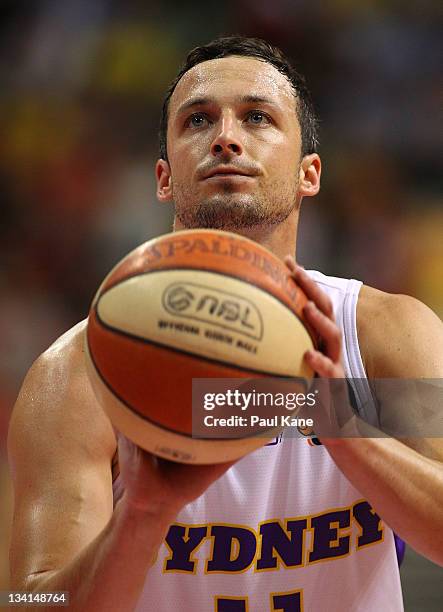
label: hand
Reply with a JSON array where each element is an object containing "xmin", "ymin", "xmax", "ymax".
[
  {"xmin": 117, "ymin": 433, "xmax": 235, "ymax": 516},
  {"xmin": 284, "ymin": 257, "xmax": 345, "ymax": 378},
  {"xmin": 284, "ymin": 257, "xmax": 359, "ymax": 439}
]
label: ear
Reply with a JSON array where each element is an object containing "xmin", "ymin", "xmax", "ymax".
[
  {"xmin": 298, "ymin": 154, "xmax": 321, "ymax": 198},
  {"xmin": 156, "ymin": 158, "xmax": 173, "ymax": 202}
]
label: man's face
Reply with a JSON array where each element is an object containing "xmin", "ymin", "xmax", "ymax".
[{"xmin": 157, "ymin": 56, "xmax": 303, "ymax": 230}]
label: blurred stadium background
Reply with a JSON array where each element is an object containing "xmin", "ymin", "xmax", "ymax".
[{"xmin": 0, "ymin": 1, "xmax": 441, "ymax": 608}]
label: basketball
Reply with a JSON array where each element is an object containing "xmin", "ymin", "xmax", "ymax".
[{"xmin": 84, "ymin": 229, "xmax": 316, "ymax": 464}]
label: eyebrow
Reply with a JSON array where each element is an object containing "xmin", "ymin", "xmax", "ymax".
[
  {"xmin": 176, "ymin": 97, "xmax": 213, "ymax": 115},
  {"xmin": 176, "ymin": 94, "xmax": 280, "ymax": 116},
  {"xmin": 239, "ymin": 95, "xmax": 278, "ymax": 106}
]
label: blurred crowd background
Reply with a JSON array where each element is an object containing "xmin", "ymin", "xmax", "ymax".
[{"xmin": 0, "ymin": 0, "xmax": 442, "ymax": 605}]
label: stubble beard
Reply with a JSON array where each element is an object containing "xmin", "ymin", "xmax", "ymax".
[{"xmin": 173, "ymin": 179, "xmax": 298, "ymax": 231}]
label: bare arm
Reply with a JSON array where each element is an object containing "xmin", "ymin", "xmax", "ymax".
[
  {"xmin": 287, "ymin": 261, "xmax": 443, "ymax": 565},
  {"xmin": 8, "ymin": 323, "xmax": 232, "ymax": 611}
]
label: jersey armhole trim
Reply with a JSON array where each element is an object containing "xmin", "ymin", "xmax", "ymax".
[{"xmin": 343, "ymin": 280, "xmax": 380, "ymax": 426}]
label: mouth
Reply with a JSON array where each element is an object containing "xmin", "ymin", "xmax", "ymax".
[{"xmin": 203, "ymin": 167, "xmax": 255, "ymax": 180}]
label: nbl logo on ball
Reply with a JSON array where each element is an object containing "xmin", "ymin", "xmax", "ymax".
[{"xmin": 162, "ymin": 282, "xmax": 263, "ymax": 340}]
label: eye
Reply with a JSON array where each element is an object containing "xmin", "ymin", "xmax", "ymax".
[
  {"xmin": 246, "ymin": 111, "xmax": 271, "ymax": 125},
  {"xmin": 186, "ymin": 112, "xmax": 210, "ymax": 128}
]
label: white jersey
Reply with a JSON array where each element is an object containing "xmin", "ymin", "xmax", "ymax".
[{"xmin": 113, "ymin": 270, "xmax": 404, "ymax": 612}]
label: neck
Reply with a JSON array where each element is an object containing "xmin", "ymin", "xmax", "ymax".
[{"xmin": 173, "ymin": 207, "xmax": 300, "ymax": 262}]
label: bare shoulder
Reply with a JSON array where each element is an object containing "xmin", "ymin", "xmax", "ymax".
[
  {"xmin": 8, "ymin": 319, "xmax": 117, "ymax": 467},
  {"xmin": 356, "ymin": 285, "xmax": 443, "ymax": 378}
]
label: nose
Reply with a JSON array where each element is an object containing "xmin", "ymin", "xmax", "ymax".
[{"xmin": 210, "ymin": 114, "xmax": 243, "ymax": 157}]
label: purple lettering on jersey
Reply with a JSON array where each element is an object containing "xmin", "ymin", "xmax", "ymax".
[
  {"xmin": 256, "ymin": 519, "xmax": 307, "ymax": 570},
  {"xmin": 353, "ymin": 501, "xmax": 384, "ymax": 548},
  {"xmin": 309, "ymin": 509, "xmax": 351, "ymax": 563},
  {"xmin": 164, "ymin": 525, "xmax": 208, "ymax": 572},
  {"xmin": 272, "ymin": 591, "xmax": 302, "ymax": 612},
  {"xmin": 206, "ymin": 526, "xmax": 257, "ymax": 572},
  {"xmin": 215, "ymin": 598, "xmax": 247, "ymax": 612}
]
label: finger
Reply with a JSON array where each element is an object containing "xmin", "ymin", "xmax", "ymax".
[
  {"xmin": 310, "ymin": 376, "xmax": 355, "ymax": 439},
  {"xmin": 312, "ymin": 376, "xmax": 357, "ymax": 438},
  {"xmin": 304, "ymin": 302, "xmax": 342, "ymax": 363},
  {"xmin": 284, "ymin": 256, "xmax": 334, "ymax": 319},
  {"xmin": 284, "ymin": 255, "xmax": 298, "ymax": 273},
  {"xmin": 305, "ymin": 348, "xmax": 343, "ymax": 378}
]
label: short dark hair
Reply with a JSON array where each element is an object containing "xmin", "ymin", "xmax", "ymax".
[{"xmin": 159, "ymin": 35, "xmax": 319, "ymax": 161}]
